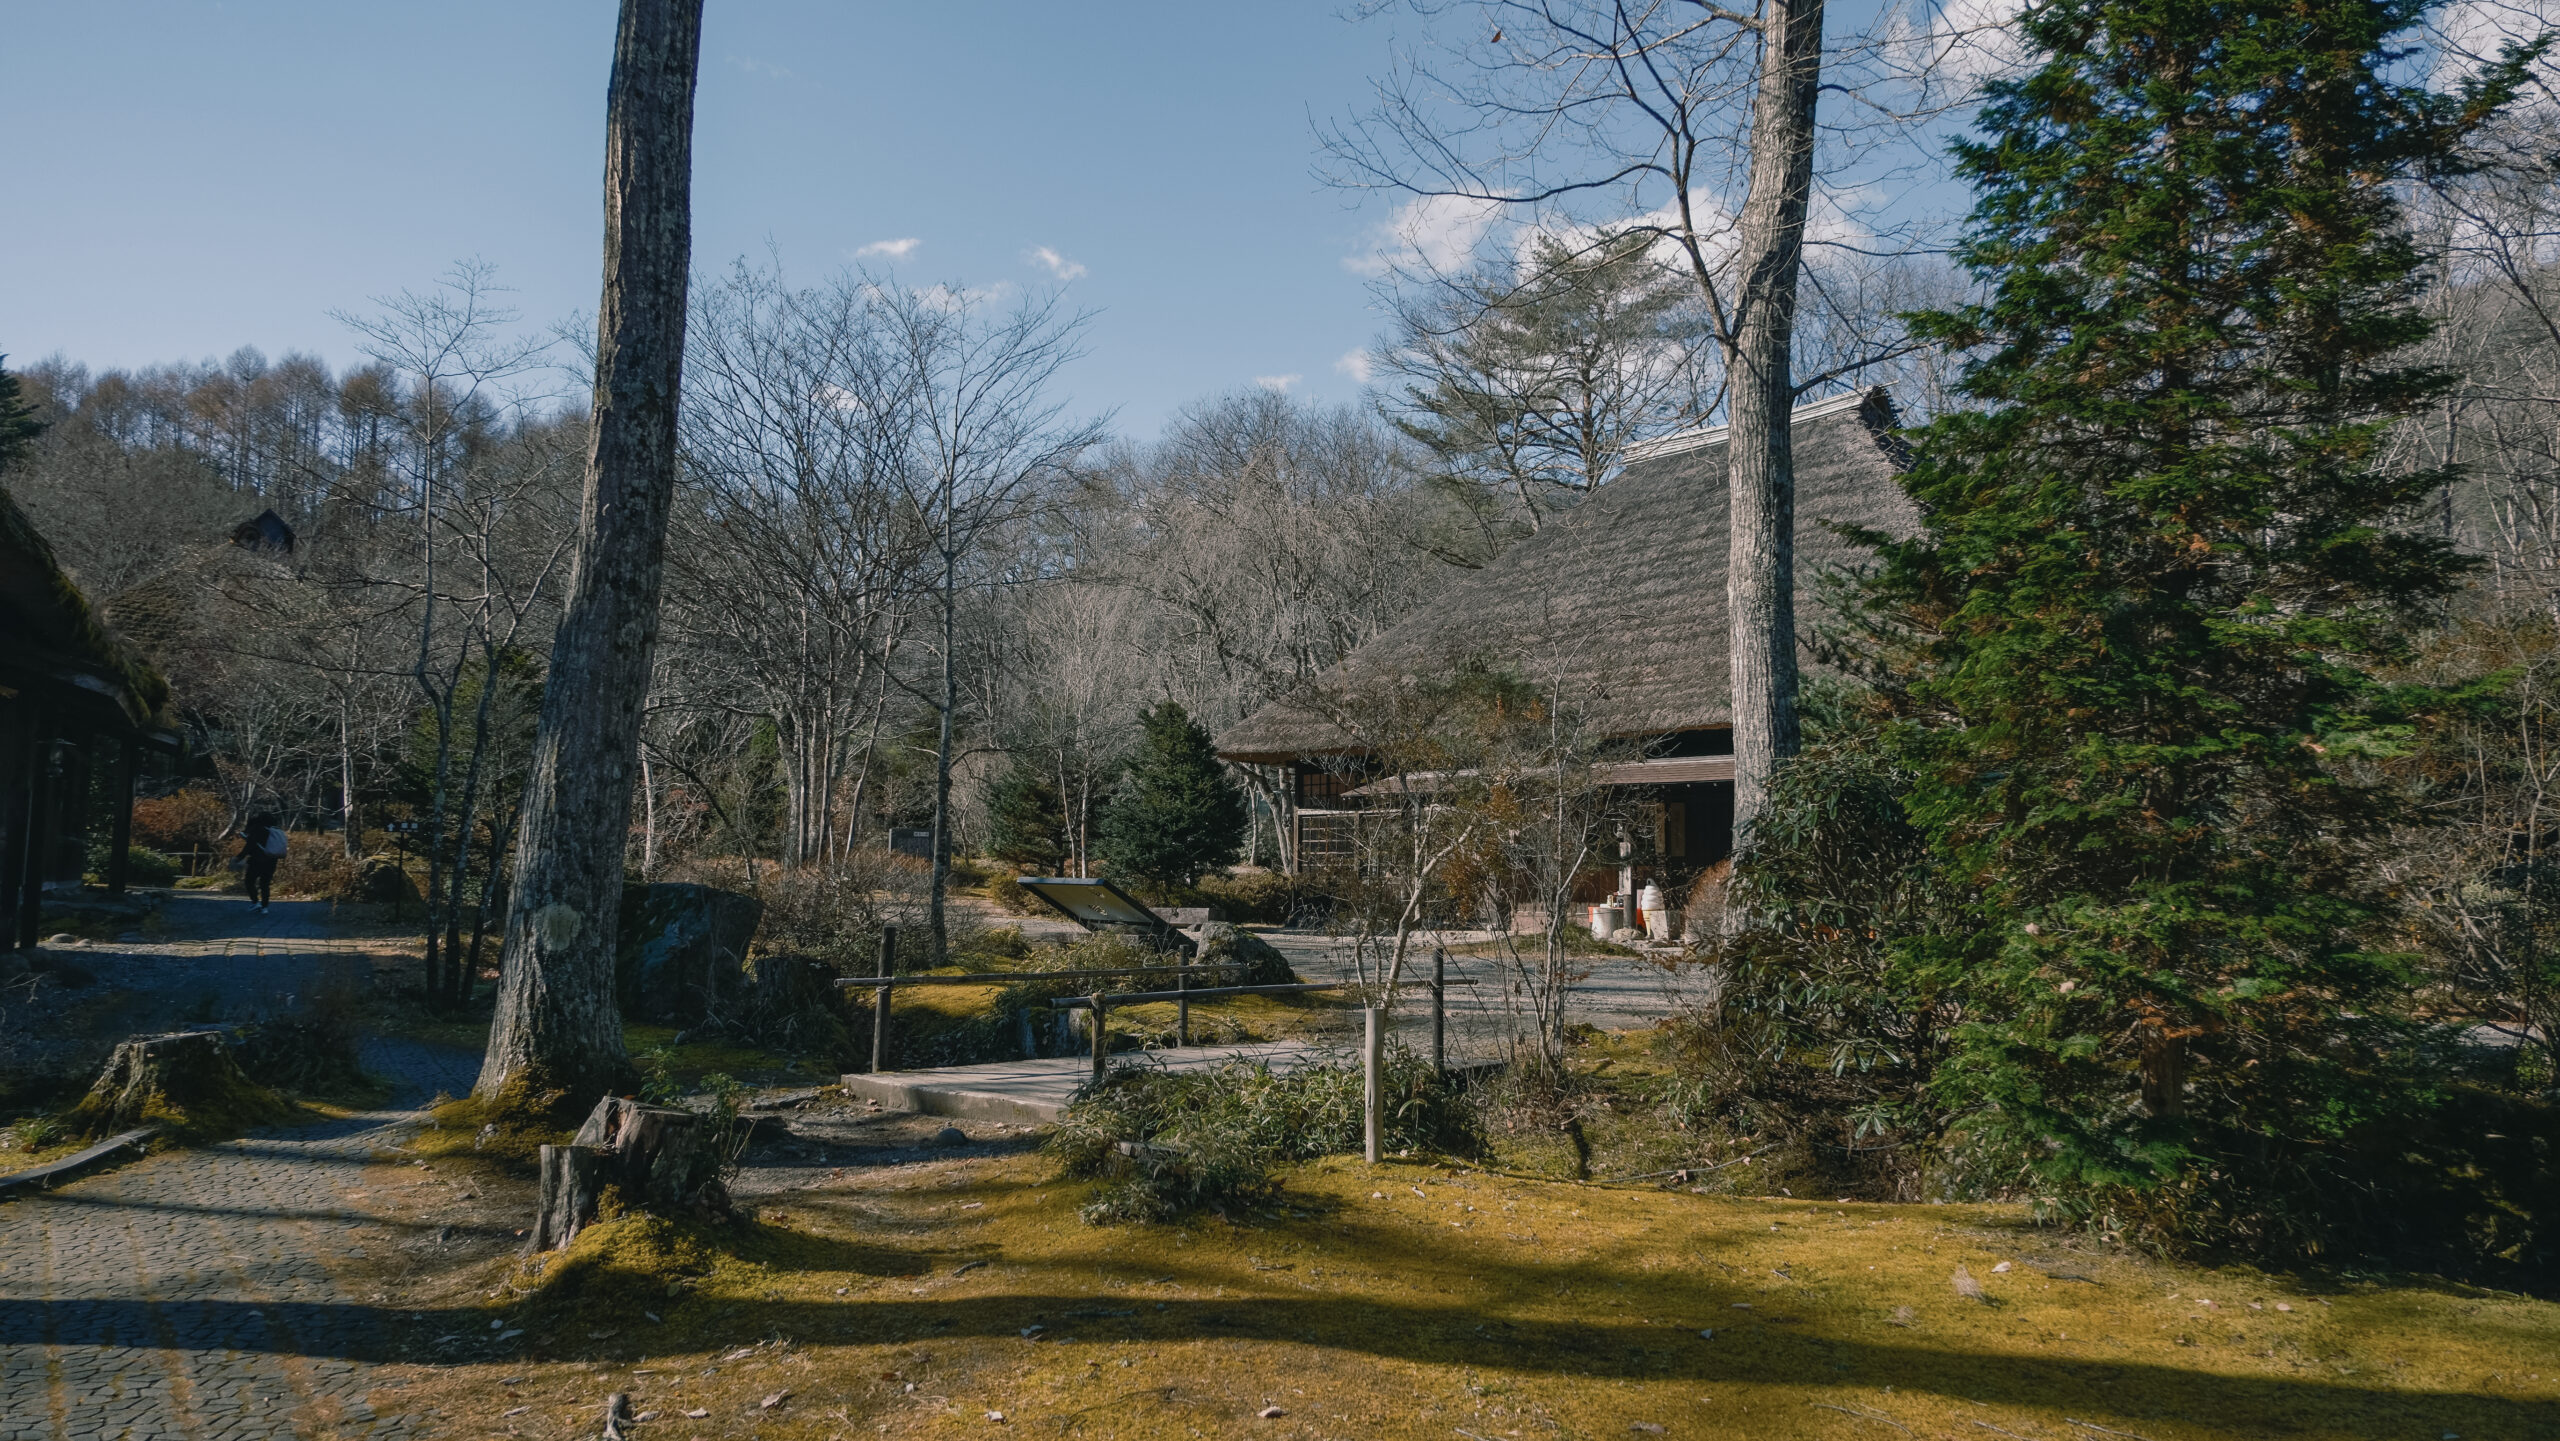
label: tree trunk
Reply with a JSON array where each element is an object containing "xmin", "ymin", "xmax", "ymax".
[
  {"xmin": 479, "ymin": 0, "xmax": 702, "ymax": 1104},
  {"xmin": 928, "ymin": 550, "xmax": 956, "ymax": 961},
  {"xmin": 1724, "ymin": 0, "xmax": 1825, "ymax": 841}
]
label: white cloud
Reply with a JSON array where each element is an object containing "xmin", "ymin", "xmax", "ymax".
[
  {"xmin": 1345, "ymin": 193, "xmax": 1508, "ymax": 278},
  {"xmin": 1255, "ymin": 374, "xmax": 1303, "ymax": 393},
  {"xmin": 1025, "ymin": 246, "xmax": 1087, "ymax": 281},
  {"xmin": 1334, "ymin": 349, "xmax": 1375, "ymax": 384},
  {"xmin": 1878, "ymin": 0, "xmax": 2030, "ymax": 97},
  {"xmin": 728, "ymin": 55, "xmax": 797, "ymax": 81},
  {"xmin": 855, "ymin": 237, "xmax": 921, "ymax": 260}
]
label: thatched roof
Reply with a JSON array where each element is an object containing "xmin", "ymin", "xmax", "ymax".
[
  {"xmin": 1217, "ymin": 388, "xmax": 1917, "ymax": 764},
  {"xmin": 0, "ymin": 481, "xmax": 174, "ymax": 734}
]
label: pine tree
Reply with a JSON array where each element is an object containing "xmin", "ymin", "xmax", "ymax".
[
  {"xmin": 985, "ymin": 755, "xmax": 1068, "ymax": 874},
  {"xmin": 1872, "ymin": 0, "xmax": 2539, "ymax": 1243},
  {"xmin": 1096, "ymin": 702, "xmax": 1249, "ymax": 888}
]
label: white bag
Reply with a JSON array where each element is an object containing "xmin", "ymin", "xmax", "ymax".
[{"xmin": 260, "ymin": 826, "xmax": 288, "ymax": 858}]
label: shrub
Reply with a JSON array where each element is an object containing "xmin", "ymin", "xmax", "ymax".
[
  {"xmin": 984, "ymin": 757, "xmax": 1069, "ymax": 872},
  {"xmin": 749, "ymin": 851, "xmax": 926, "ymax": 970},
  {"xmin": 270, "ymin": 833, "xmax": 363, "ymax": 900},
  {"xmin": 1193, "ymin": 869, "xmax": 1313, "ymax": 926},
  {"xmin": 85, "ymin": 841, "xmax": 180, "ymax": 886},
  {"xmin": 1049, "ymin": 1052, "xmax": 1474, "ymax": 1223},
  {"xmin": 129, "ymin": 788, "xmax": 228, "ymax": 857}
]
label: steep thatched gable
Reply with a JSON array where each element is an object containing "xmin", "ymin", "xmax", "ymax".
[
  {"xmin": 0, "ymin": 481, "xmax": 173, "ymax": 733},
  {"xmin": 1217, "ymin": 388, "xmax": 1916, "ymax": 763}
]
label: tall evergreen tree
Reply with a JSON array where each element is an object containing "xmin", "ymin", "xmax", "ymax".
[
  {"xmin": 1873, "ymin": 0, "xmax": 2539, "ymax": 1243},
  {"xmin": 1096, "ymin": 702, "xmax": 1248, "ymax": 888}
]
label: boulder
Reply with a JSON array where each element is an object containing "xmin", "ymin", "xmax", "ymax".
[
  {"xmin": 1186, "ymin": 921, "xmax": 1296, "ymax": 986},
  {"xmin": 616, "ymin": 883, "xmax": 763, "ymax": 1023},
  {"xmin": 356, "ymin": 855, "xmax": 419, "ymax": 907}
]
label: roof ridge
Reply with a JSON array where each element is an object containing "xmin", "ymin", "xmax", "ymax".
[{"xmin": 1620, "ymin": 387, "xmax": 1886, "ymax": 465}]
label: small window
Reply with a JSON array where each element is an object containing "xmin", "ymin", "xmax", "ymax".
[{"xmin": 1297, "ymin": 766, "xmax": 1362, "ymax": 806}]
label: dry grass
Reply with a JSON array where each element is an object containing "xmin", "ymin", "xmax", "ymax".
[{"xmin": 336, "ymin": 1115, "xmax": 2560, "ymax": 1440}]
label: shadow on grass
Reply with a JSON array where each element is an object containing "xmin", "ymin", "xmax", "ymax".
[{"xmin": 0, "ymin": 1285, "xmax": 2548, "ymax": 1437}]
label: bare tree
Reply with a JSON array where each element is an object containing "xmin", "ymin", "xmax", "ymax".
[
  {"xmin": 667, "ymin": 263, "xmax": 931, "ymax": 869},
  {"xmin": 339, "ymin": 264, "xmax": 556, "ymax": 1003},
  {"xmin": 856, "ymin": 280, "xmax": 1106, "ymax": 960},
  {"xmin": 480, "ymin": 0, "xmax": 702, "ymax": 1104}
]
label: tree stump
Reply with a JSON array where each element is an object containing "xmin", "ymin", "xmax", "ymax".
[
  {"xmin": 527, "ymin": 1095, "xmax": 729, "ymax": 1252},
  {"xmin": 527, "ymin": 1143, "xmax": 609, "ymax": 1251},
  {"xmin": 65, "ymin": 1030, "xmax": 289, "ymax": 1141}
]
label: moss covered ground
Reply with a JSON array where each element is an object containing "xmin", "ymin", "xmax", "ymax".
[{"xmin": 351, "ymin": 1117, "xmax": 2560, "ymax": 1440}]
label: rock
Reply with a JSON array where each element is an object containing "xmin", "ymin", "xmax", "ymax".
[
  {"xmin": 46, "ymin": 934, "xmax": 80, "ymax": 946},
  {"xmin": 355, "ymin": 855, "xmax": 420, "ymax": 906},
  {"xmin": 1187, "ymin": 922, "xmax": 1295, "ymax": 986},
  {"xmin": 616, "ymin": 883, "xmax": 763, "ymax": 1023},
  {"xmin": 935, "ymin": 1126, "xmax": 970, "ymax": 1147}
]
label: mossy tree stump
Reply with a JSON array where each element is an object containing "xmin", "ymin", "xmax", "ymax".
[
  {"xmin": 527, "ymin": 1095, "xmax": 730, "ymax": 1251},
  {"xmin": 66, "ymin": 1030, "xmax": 291, "ymax": 1141}
]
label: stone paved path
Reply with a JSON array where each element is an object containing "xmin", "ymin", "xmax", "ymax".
[{"xmin": 3, "ymin": 949, "xmax": 478, "ymax": 1439}]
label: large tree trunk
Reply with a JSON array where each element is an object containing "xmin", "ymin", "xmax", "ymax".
[
  {"xmin": 479, "ymin": 0, "xmax": 703, "ymax": 1104},
  {"xmin": 1724, "ymin": 0, "xmax": 1825, "ymax": 841}
]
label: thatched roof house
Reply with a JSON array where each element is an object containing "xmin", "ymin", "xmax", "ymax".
[
  {"xmin": 2, "ymin": 482, "xmax": 179, "ymax": 947},
  {"xmin": 1217, "ymin": 387, "xmax": 1917, "ymax": 876}
]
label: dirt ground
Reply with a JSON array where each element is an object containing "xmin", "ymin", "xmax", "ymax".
[{"xmin": 327, "ymin": 1087, "xmax": 2560, "ymax": 1441}]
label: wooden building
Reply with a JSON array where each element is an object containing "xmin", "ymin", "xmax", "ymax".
[
  {"xmin": 1215, "ymin": 388, "xmax": 1917, "ymax": 921},
  {"xmin": 1, "ymin": 483, "xmax": 178, "ymax": 949}
]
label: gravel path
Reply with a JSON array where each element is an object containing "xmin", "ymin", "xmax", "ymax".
[{"xmin": 1, "ymin": 894, "xmax": 478, "ymax": 1440}]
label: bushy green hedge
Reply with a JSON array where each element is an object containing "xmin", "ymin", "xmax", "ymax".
[{"xmin": 1049, "ymin": 1053, "xmax": 1475, "ymax": 1223}]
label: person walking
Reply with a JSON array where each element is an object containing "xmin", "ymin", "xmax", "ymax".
[{"xmin": 236, "ymin": 814, "xmax": 286, "ymax": 914}]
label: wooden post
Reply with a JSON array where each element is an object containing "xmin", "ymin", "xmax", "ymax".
[
  {"xmin": 106, "ymin": 738, "xmax": 136, "ymax": 896},
  {"xmin": 15, "ymin": 715, "xmax": 52, "ymax": 952},
  {"xmin": 1431, "ymin": 948, "xmax": 1446, "ymax": 1077},
  {"xmin": 1363, "ymin": 1005, "xmax": 1384, "ymax": 1163},
  {"xmin": 871, "ymin": 925, "xmax": 895, "ymax": 1073},
  {"xmin": 1089, "ymin": 992, "xmax": 1108, "ymax": 1082},
  {"xmin": 1176, "ymin": 947, "xmax": 1190, "ymax": 1047}
]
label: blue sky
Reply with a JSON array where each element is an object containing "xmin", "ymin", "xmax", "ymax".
[{"xmin": 2, "ymin": 2, "xmax": 1445, "ymax": 438}]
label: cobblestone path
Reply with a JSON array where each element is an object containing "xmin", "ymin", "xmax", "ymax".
[{"xmin": 0, "ymin": 1034, "xmax": 480, "ymax": 1439}]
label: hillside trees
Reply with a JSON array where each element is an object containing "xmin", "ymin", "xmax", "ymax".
[{"xmin": 1868, "ymin": 0, "xmax": 2543, "ymax": 1248}]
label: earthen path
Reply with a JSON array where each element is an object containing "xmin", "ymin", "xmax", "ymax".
[{"xmin": 2, "ymin": 896, "xmax": 474, "ymax": 1440}]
